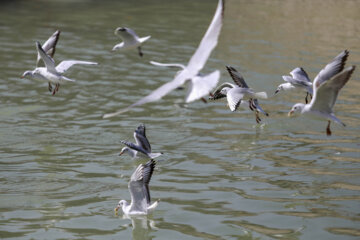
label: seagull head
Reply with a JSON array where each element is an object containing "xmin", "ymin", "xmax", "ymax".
[
  {"xmin": 220, "ymin": 87, "xmax": 231, "ymax": 95},
  {"xmin": 21, "ymin": 70, "xmax": 33, "ymax": 79},
  {"xmin": 288, "ymin": 103, "xmax": 305, "ymax": 117},
  {"xmin": 274, "ymin": 84, "xmax": 284, "ymax": 95},
  {"xmin": 114, "ymin": 27, "xmax": 127, "ymax": 35},
  {"xmin": 114, "ymin": 200, "xmax": 127, "ymax": 214},
  {"xmin": 119, "ymin": 147, "xmax": 130, "ymax": 156}
]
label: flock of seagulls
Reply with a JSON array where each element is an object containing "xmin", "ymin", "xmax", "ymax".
[{"xmin": 21, "ymin": 0, "xmax": 356, "ymax": 216}]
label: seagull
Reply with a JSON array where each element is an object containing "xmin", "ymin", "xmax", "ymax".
[
  {"xmin": 103, "ymin": 0, "xmax": 224, "ymax": 118},
  {"xmin": 36, "ymin": 30, "xmax": 60, "ymax": 67},
  {"xmin": 288, "ymin": 50, "xmax": 355, "ymax": 136},
  {"xmin": 22, "ymin": 42, "xmax": 97, "ymax": 95},
  {"xmin": 112, "ymin": 27, "xmax": 151, "ymax": 57},
  {"xmin": 119, "ymin": 124, "xmax": 163, "ymax": 159},
  {"xmin": 210, "ymin": 67, "xmax": 268, "ymax": 121},
  {"xmin": 115, "ymin": 159, "xmax": 159, "ymax": 215},
  {"xmin": 275, "ymin": 67, "xmax": 313, "ymax": 104}
]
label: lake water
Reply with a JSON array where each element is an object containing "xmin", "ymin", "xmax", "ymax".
[{"xmin": 0, "ymin": 0, "xmax": 359, "ymax": 239}]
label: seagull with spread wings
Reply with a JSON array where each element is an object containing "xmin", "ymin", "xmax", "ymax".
[
  {"xmin": 103, "ymin": 0, "xmax": 225, "ymax": 118},
  {"xmin": 36, "ymin": 30, "xmax": 60, "ymax": 67},
  {"xmin": 288, "ymin": 50, "xmax": 355, "ymax": 136},
  {"xmin": 115, "ymin": 159, "xmax": 159, "ymax": 215},
  {"xmin": 119, "ymin": 124, "xmax": 163, "ymax": 159},
  {"xmin": 22, "ymin": 41, "xmax": 97, "ymax": 95},
  {"xmin": 275, "ymin": 67, "xmax": 313, "ymax": 104},
  {"xmin": 112, "ymin": 27, "xmax": 151, "ymax": 57}
]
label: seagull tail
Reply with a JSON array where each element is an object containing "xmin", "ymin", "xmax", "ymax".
[
  {"xmin": 62, "ymin": 76, "xmax": 76, "ymax": 82},
  {"xmin": 253, "ymin": 91, "xmax": 268, "ymax": 99},
  {"xmin": 148, "ymin": 152, "xmax": 163, "ymax": 159},
  {"xmin": 147, "ymin": 199, "xmax": 160, "ymax": 212}
]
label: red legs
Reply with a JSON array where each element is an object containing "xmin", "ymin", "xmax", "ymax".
[
  {"xmin": 137, "ymin": 47, "xmax": 143, "ymax": 57},
  {"xmin": 305, "ymin": 92, "xmax": 313, "ymax": 104},
  {"xmin": 201, "ymin": 97, "xmax": 207, "ymax": 103},
  {"xmin": 48, "ymin": 82, "xmax": 53, "ymax": 92},
  {"xmin": 52, "ymin": 83, "xmax": 60, "ymax": 96},
  {"xmin": 326, "ymin": 120, "xmax": 332, "ymax": 136},
  {"xmin": 255, "ymin": 112, "xmax": 261, "ymax": 124}
]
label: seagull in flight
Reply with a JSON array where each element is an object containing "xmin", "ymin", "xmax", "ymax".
[
  {"xmin": 22, "ymin": 42, "xmax": 97, "ymax": 95},
  {"xmin": 115, "ymin": 159, "xmax": 159, "ymax": 215},
  {"xmin": 288, "ymin": 50, "xmax": 355, "ymax": 136},
  {"xmin": 112, "ymin": 27, "xmax": 151, "ymax": 57},
  {"xmin": 275, "ymin": 67, "xmax": 313, "ymax": 104},
  {"xmin": 210, "ymin": 66, "xmax": 268, "ymax": 122},
  {"xmin": 119, "ymin": 124, "xmax": 163, "ymax": 159},
  {"xmin": 103, "ymin": 0, "xmax": 224, "ymax": 118}
]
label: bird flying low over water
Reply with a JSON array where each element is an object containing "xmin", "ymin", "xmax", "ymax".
[
  {"xmin": 22, "ymin": 41, "xmax": 98, "ymax": 95},
  {"xmin": 275, "ymin": 67, "xmax": 313, "ymax": 104},
  {"xmin": 112, "ymin": 27, "xmax": 151, "ymax": 57},
  {"xmin": 210, "ymin": 66, "xmax": 268, "ymax": 123},
  {"xmin": 115, "ymin": 159, "xmax": 159, "ymax": 216},
  {"xmin": 103, "ymin": 0, "xmax": 225, "ymax": 118},
  {"xmin": 36, "ymin": 30, "xmax": 60, "ymax": 67},
  {"xmin": 119, "ymin": 124, "xmax": 163, "ymax": 159},
  {"xmin": 288, "ymin": 50, "xmax": 355, "ymax": 136}
]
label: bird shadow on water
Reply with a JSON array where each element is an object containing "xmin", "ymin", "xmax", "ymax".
[{"xmin": 117, "ymin": 214, "xmax": 157, "ymax": 240}]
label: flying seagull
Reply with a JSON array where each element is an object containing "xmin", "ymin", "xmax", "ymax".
[
  {"xmin": 210, "ymin": 66, "xmax": 268, "ymax": 122},
  {"xmin": 119, "ymin": 124, "xmax": 163, "ymax": 159},
  {"xmin": 115, "ymin": 159, "xmax": 159, "ymax": 215},
  {"xmin": 288, "ymin": 50, "xmax": 355, "ymax": 136},
  {"xmin": 112, "ymin": 27, "xmax": 151, "ymax": 57},
  {"xmin": 103, "ymin": 0, "xmax": 224, "ymax": 118},
  {"xmin": 275, "ymin": 67, "xmax": 313, "ymax": 103},
  {"xmin": 36, "ymin": 30, "xmax": 60, "ymax": 67},
  {"xmin": 22, "ymin": 42, "xmax": 97, "ymax": 95}
]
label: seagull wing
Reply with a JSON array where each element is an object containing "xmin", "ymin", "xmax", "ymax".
[
  {"xmin": 186, "ymin": 70, "xmax": 220, "ymax": 103},
  {"xmin": 150, "ymin": 61, "xmax": 186, "ymax": 70},
  {"xmin": 226, "ymin": 66, "xmax": 249, "ymax": 88},
  {"xmin": 134, "ymin": 124, "xmax": 152, "ymax": 153},
  {"xmin": 310, "ymin": 66, "xmax": 355, "ymax": 113},
  {"xmin": 55, "ymin": 60, "xmax": 97, "ymax": 74},
  {"xmin": 121, "ymin": 140, "xmax": 149, "ymax": 156},
  {"xmin": 36, "ymin": 41, "xmax": 57, "ymax": 74},
  {"xmin": 186, "ymin": 0, "xmax": 224, "ymax": 75},
  {"xmin": 227, "ymin": 88, "xmax": 244, "ymax": 112},
  {"xmin": 290, "ymin": 67, "xmax": 311, "ymax": 83},
  {"xmin": 36, "ymin": 30, "xmax": 60, "ymax": 67},
  {"xmin": 129, "ymin": 160, "xmax": 156, "ymax": 212},
  {"xmin": 103, "ymin": 69, "xmax": 191, "ymax": 118},
  {"xmin": 210, "ymin": 82, "xmax": 236, "ymax": 100},
  {"xmin": 313, "ymin": 50, "xmax": 349, "ymax": 90}
]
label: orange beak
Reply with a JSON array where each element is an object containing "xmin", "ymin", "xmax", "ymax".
[{"xmin": 288, "ymin": 110, "xmax": 294, "ymax": 117}]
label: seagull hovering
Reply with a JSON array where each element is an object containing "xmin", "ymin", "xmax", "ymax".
[
  {"xmin": 119, "ymin": 124, "xmax": 163, "ymax": 159},
  {"xmin": 103, "ymin": 0, "xmax": 224, "ymax": 118},
  {"xmin": 288, "ymin": 50, "xmax": 355, "ymax": 136},
  {"xmin": 112, "ymin": 27, "xmax": 151, "ymax": 57},
  {"xmin": 36, "ymin": 30, "xmax": 60, "ymax": 67},
  {"xmin": 275, "ymin": 67, "xmax": 313, "ymax": 104},
  {"xmin": 210, "ymin": 66, "xmax": 268, "ymax": 122},
  {"xmin": 22, "ymin": 42, "xmax": 97, "ymax": 95},
  {"xmin": 115, "ymin": 159, "xmax": 159, "ymax": 215}
]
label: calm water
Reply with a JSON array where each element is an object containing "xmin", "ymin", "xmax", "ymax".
[{"xmin": 1, "ymin": 0, "xmax": 360, "ymax": 239}]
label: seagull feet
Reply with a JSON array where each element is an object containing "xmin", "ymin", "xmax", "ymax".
[
  {"xmin": 138, "ymin": 47, "xmax": 143, "ymax": 57},
  {"xmin": 201, "ymin": 97, "xmax": 208, "ymax": 103},
  {"xmin": 48, "ymin": 82, "xmax": 53, "ymax": 92},
  {"xmin": 52, "ymin": 83, "xmax": 60, "ymax": 96},
  {"xmin": 255, "ymin": 112, "xmax": 261, "ymax": 124},
  {"xmin": 326, "ymin": 120, "xmax": 332, "ymax": 136},
  {"xmin": 249, "ymin": 100, "xmax": 254, "ymax": 111}
]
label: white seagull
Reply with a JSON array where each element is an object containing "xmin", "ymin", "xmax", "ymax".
[
  {"xmin": 115, "ymin": 159, "xmax": 159, "ymax": 215},
  {"xmin": 36, "ymin": 30, "xmax": 60, "ymax": 67},
  {"xmin": 103, "ymin": 0, "xmax": 224, "ymax": 118},
  {"xmin": 288, "ymin": 50, "xmax": 355, "ymax": 136},
  {"xmin": 275, "ymin": 67, "xmax": 313, "ymax": 103},
  {"xmin": 22, "ymin": 42, "xmax": 97, "ymax": 95},
  {"xmin": 210, "ymin": 67, "xmax": 268, "ymax": 119},
  {"xmin": 112, "ymin": 27, "xmax": 151, "ymax": 57},
  {"xmin": 119, "ymin": 124, "xmax": 163, "ymax": 159}
]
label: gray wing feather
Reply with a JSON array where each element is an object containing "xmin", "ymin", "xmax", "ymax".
[
  {"xmin": 134, "ymin": 124, "xmax": 152, "ymax": 153},
  {"xmin": 36, "ymin": 41, "xmax": 57, "ymax": 74},
  {"xmin": 56, "ymin": 60, "xmax": 97, "ymax": 74},
  {"xmin": 121, "ymin": 140, "xmax": 149, "ymax": 156},
  {"xmin": 226, "ymin": 66, "xmax": 249, "ymax": 88},
  {"xmin": 290, "ymin": 67, "xmax": 311, "ymax": 83},
  {"xmin": 36, "ymin": 30, "xmax": 60, "ymax": 67},
  {"xmin": 209, "ymin": 82, "xmax": 236, "ymax": 100}
]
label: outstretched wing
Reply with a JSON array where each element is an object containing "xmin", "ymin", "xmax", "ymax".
[
  {"xmin": 226, "ymin": 66, "xmax": 249, "ymax": 88},
  {"xmin": 56, "ymin": 60, "xmax": 97, "ymax": 74},
  {"xmin": 36, "ymin": 41, "xmax": 57, "ymax": 74},
  {"xmin": 186, "ymin": 0, "xmax": 224, "ymax": 75},
  {"xmin": 129, "ymin": 159, "xmax": 156, "ymax": 212},
  {"xmin": 150, "ymin": 61, "xmax": 186, "ymax": 70},
  {"xmin": 121, "ymin": 140, "xmax": 149, "ymax": 156},
  {"xmin": 290, "ymin": 67, "xmax": 311, "ymax": 83},
  {"xmin": 311, "ymin": 66, "xmax": 355, "ymax": 113},
  {"xmin": 36, "ymin": 30, "xmax": 60, "ymax": 67},
  {"xmin": 134, "ymin": 124, "xmax": 151, "ymax": 153},
  {"xmin": 227, "ymin": 88, "xmax": 244, "ymax": 112},
  {"xmin": 209, "ymin": 82, "xmax": 235, "ymax": 100}
]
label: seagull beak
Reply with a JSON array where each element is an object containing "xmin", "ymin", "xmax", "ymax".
[
  {"xmin": 118, "ymin": 151, "xmax": 124, "ymax": 156},
  {"xmin": 274, "ymin": 89, "xmax": 279, "ymax": 95},
  {"xmin": 21, "ymin": 75, "xmax": 24, "ymax": 78},
  {"xmin": 288, "ymin": 110, "xmax": 294, "ymax": 117},
  {"xmin": 114, "ymin": 206, "xmax": 119, "ymax": 215}
]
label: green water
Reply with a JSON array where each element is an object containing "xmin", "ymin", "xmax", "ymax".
[{"xmin": 0, "ymin": 0, "xmax": 359, "ymax": 239}]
